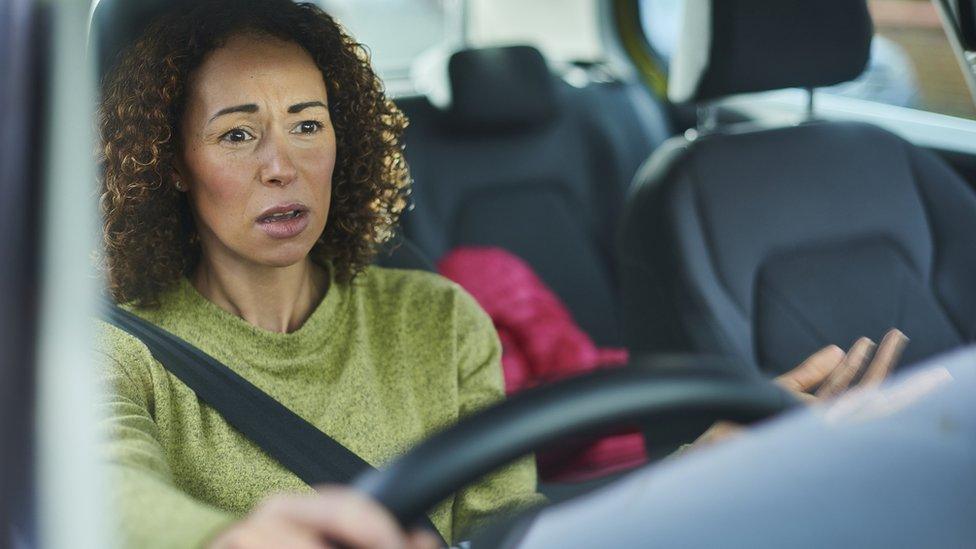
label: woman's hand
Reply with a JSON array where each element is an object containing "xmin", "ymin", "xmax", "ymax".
[
  {"xmin": 209, "ymin": 486, "xmax": 442, "ymax": 549},
  {"xmin": 774, "ymin": 328, "xmax": 909, "ymax": 402},
  {"xmin": 690, "ymin": 329, "xmax": 910, "ymax": 450}
]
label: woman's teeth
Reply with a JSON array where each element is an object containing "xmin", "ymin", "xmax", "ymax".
[{"xmin": 263, "ymin": 210, "xmax": 301, "ymax": 221}]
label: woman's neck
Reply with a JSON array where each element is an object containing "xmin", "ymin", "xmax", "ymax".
[{"xmin": 190, "ymin": 256, "xmax": 329, "ymax": 334}]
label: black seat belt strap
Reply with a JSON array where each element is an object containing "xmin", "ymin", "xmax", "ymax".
[{"xmin": 100, "ymin": 302, "xmax": 446, "ymax": 543}]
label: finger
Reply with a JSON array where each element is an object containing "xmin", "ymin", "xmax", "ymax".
[
  {"xmin": 313, "ymin": 487, "xmax": 406, "ymax": 549},
  {"xmin": 774, "ymin": 345, "xmax": 845, "ymax": 393},
  {"xmin": 816, "ymin": 337, "xmax": 875, "ymax": 399},
  {"xmin": 860, "ymin": 329, "xmax": 909, "ymax": 388},
  {"xmin": 694, "ymin": 421, "xmax": 744, "ymax": 448},
  {"xmin": 212, "ymin": 518, "xmax": 328, "ymax": 549},
  {"xmin": 406, "ymin": 529, "xmax": 443, "ymax": 549},
  {"xmin": 270, "ymin": 522, "xmax": 332, "ymax": 549},
  {"xmin": 794, "ymin": 391, "xmax": 819, "ymax": 405},
  {"xmin": 263, "ymin": 488, "xmax": 405, "ymax": 549}
]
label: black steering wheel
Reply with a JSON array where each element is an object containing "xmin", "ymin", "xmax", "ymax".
[{"xmin": 352, "ymin": 355, "xmax": 799, "ymax": 530}]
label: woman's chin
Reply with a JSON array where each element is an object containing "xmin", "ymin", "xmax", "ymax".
[{"xmin": 253, "ymin": 243, "xmax": 317, "ymax": 269}]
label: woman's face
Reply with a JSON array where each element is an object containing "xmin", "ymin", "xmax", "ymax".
[{"xmin": 178, "ymin": 33, "xmax": 336, "ymax": 271}]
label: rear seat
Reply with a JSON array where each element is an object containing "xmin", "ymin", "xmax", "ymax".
[{"xmin": 395, "ymin": 45, "xmax": 670, "ymax": 347}]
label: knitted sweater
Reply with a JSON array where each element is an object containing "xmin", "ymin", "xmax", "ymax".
[{"xmin": 93, "ymin": 264, "xmax": 541, "ymax": 548}]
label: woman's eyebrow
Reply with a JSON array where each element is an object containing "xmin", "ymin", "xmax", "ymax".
[
  {"xmin": 209, "ymin": 103, "xmax": 258, "ymax": 123},
  {"xmin": 287, "ymin": 101, "xmax": 327, "ymax": 113},
  {"xmin": 206, "ymin": 101, "xmax": 327, "ymax": 123}
]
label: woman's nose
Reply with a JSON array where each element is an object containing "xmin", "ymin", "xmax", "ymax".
[{"xmin": 258, "ymin": 132, "xmax": 298, "ymax": 187}]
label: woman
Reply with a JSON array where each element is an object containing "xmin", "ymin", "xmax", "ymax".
[
  {"xmin": 94, "ymin": 0, "xmax": 907, "ymax": 547},
  {"xmin": 96, "ymin": 1, "xmax": 538, "ymax": 547}
]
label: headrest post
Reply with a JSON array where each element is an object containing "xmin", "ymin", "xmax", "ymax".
[
  {"xmin": 696, "ymin": 103, "xmax": 718, "ymax": 134},
  {"xmin": 805, "ymin": 88, "xmax": 816, "ymax": 121}
]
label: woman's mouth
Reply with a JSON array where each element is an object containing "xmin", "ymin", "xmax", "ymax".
[
  {"xmin": 256, "ymin": 205, "xmax": 310, "ymax": 239},
  {"xmin": 258, "ymin": 209, "xmax": 304, "ymax": 222}
]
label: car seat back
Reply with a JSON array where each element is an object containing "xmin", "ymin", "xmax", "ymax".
[
  {"xmin": 398, "ymin": 46, "xmax": 669, "ymax": 346},
  {"xmin": 618, "ymin": 0, "xmax": 976, "ymax": 374}
]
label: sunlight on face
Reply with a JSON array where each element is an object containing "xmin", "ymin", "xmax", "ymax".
[{"xmin": 179, "ymin": 32, "xmax": 336, "ymax": 271}]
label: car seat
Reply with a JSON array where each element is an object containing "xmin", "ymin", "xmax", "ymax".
[
  {"xmin": 397, "ymin": 45, "xmax": 670, "ymax": 347},
  {"xmin": 618, "ymin": 0, "xmax": 976, "ymax": 375}
]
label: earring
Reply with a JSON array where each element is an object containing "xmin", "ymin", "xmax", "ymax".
[{"xmin": 174, "ymin": 178, "xmax": 185, "ymax": 191}]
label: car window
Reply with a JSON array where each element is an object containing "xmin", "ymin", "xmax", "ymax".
[
  {"xmin": 638, "ymin": 0, "xmax": 976, "ymax": 120},
  {"xmin": 315, "ymin": 0, "xmax": 463, "ymax": 95},
  {"xmin": 467, "ymin": 0, "xmax": 603, "ymax": 65},
  {"xmin": 317, "ymin": 0, "xmax": 603, "ymax": 95},
  {"xmin": 639, "ymin": 0, "xmax": 681, "ymax": 64},
  {"xmin": 848, "ymin": 0, "xmax": 975, "ymax": 119}
]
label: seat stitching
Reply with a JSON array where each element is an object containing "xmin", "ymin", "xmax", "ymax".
[
  {"xmin": 895, "ymin": 268, "xmax": 909, "ymax": 334},
  {"xmin": 688, "ymin": 146, "xmax": 749, "ymax": 318},
  {"xmin": 682, "ymin": 150, "xmax": 752, "ymax": 362},
  {"xmin": 902, "ymin": 139, "xmax": 968, "ymax": 341},
  {"xmin": 754, "ymin": 280, "xmax": 833, "ymax": 361}
]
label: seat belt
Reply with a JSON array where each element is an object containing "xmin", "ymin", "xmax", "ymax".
[{"xmin": 100, "ymin": 302, "xmax": 446, "ymax": 544}]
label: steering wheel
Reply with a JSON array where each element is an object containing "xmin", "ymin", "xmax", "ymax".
[{"xmin": 353, "ymin": 355, "xmax": 799, "ymax": 529}]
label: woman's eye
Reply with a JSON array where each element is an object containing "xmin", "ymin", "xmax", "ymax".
[
  {"xmin": 220, "ymin": 128, "xmax": 253, "ymax": 143},
  {"xmin": 293, "ymin": 120, "xmax": 323, "ymax": 134}
]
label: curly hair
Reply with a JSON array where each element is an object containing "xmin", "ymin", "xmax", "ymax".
[{"xmin": 98, "ymin": 0, "xmax": 410, "ymax": 307}]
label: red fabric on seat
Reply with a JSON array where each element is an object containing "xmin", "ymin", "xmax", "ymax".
[{"xmin": 438, "ymin": 247, "xmax": 647, "ymax": 481}]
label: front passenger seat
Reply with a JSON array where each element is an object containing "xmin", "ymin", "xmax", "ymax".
[{"xmin": 618, "ymin": 0, "xmax": 976, "ymax": 376}]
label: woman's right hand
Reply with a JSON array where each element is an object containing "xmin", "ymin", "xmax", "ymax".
[
  {"xmin": 691, "ymin": 329, "xmax": 910, "ymax": 449},
  {"xmin": 209, "ymin": 486, "xmax": 442, "ymax": 549},
  {"xmin": 774, "ymin": 328, "xmax": 909, "ymax": 402}
]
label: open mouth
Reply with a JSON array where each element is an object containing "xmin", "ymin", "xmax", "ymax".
[
  {"xmin": 258, "ymin": 209, "xmax": 306, "ymax": 223},
  {"xmin": 255, "ymin": 205, "xmax": 311, "ymax": 239}
]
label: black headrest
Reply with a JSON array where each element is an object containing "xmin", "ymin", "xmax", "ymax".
[
  {"xmin": 444, "ymin": 46, "xmax": 559, "ymax": 132},
  {"xmin": 668, "ymin": 0, "xmax": 874, "ymax": 103}
]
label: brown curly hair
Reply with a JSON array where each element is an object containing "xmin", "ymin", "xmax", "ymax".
[{"xmin": 98, "ymin": 0, "xmax": 410, "ymax": 307}]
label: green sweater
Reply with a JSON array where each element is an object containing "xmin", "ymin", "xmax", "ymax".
[{"xmin": 94, "ymin": 264, "xmax": 542, "ymax": 548}]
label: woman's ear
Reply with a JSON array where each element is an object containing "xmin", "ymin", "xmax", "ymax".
[{"xmin": 172, "ymin": 159, "xmax": 190, "ymax": 193}]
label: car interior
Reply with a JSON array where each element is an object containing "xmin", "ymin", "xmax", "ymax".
[
  {"xmin": 618, "ymin": 0, "xmax": 976, "ymax": 376},
  {"xmin": 392, "ymin": 44, "xmax": 670, "ymax": 348},
  {"xmin": 3, "ymin": 0, "xmax": 976, "ymax": 546}
]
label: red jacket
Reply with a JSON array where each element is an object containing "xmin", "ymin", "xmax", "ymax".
[{"xmin": 439, "ymin": 247, "xmax": 646, "ymax": 481}]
